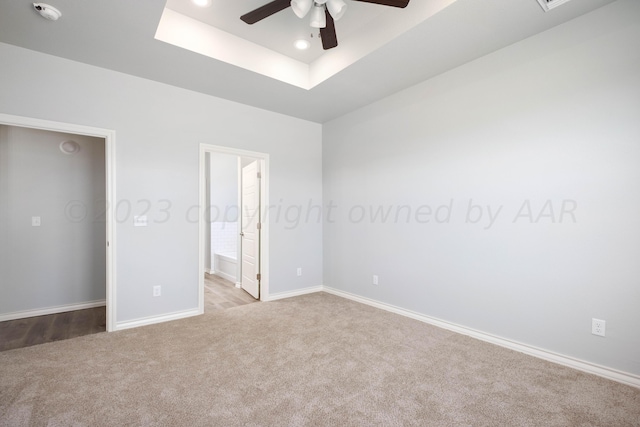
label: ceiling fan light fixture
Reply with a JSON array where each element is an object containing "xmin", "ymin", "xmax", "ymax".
[
  {"xmin": 291, "ymin": 0, "xmax": 313, "ymax": 18},
  {"xmin": 326, "ymin": 0, "xmax": 347, "ymax": 20},
  {"xmin": 309, "ymin": 4, "xmax": 326, "ymax": 28},
  {"xmin": 240, "ymin": 0, "xmax": 411, "ymax": 51}
]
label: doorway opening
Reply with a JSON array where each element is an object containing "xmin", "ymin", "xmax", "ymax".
[
  {"xmin": 0, "ymin": 114, "xmax": 116, "ymax": 349},
  {"xmin": 199, "ymin": 144, "xmax": 269, "ymax": 313}
]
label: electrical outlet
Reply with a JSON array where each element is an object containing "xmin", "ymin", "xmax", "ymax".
[
  {"xmin": 372, "ymin": 275, "xmax": 379, "ymax": 285},
  {"xmin": 297, "ymin": 267, "xmax": 302, "ymax": 276},
  {"xmin": 153, "ymin": 285, "xmax": 161, "ymax": 297},
  {"xmin": 592, "ymin": 318, "xmax": 606, "ymax": 337}
]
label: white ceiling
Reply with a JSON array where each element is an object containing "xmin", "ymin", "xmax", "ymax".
[
  {"xmin": 156, "ymin": 0, "xmax": 457, "ymax": 89},
  {"xmin": 165, "ymin": 0, "xmax": 389, "ymax": 63},
  {"xmin": 0, "ymin": 0, "xmax": 617, "ymax": 123}
]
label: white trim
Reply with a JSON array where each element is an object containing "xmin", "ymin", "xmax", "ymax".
[
  {"xmin": 0, "ymin": 113, "xmax": 117, "ymax": 332},
  {"xmin": 323, "ymin": 286, "xmax": 640, "ymax": 389},
  {"xmin": 199, "ymin": 144, "xmax": 270, "ymax": 315},
  {"xmin": 236, "ymin": 157, "xmax": 242, "ymax": 291},
  {"xmin": 199, "ymin": 148, "xmax": 206, "ymax": 315},
  {"xmin": 264, "ymin": 286, "xmax": 323, "ymax": 302},
  {"xmin": 259, "ymin": 156, "xmax": 269, "ymax": 300},
  {"xmin": 213, "ymin": 271, "xmax": 236, "ymax": 283},
  {"xmin": 0, "ymin": 300, "xmax": 106, "ymax": 322},
  {"xmin": 115, "ymin": 308, "xmax": 200, "ymax": 331}
]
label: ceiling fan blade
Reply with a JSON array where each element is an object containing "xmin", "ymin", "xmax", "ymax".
[
  {"xmin": 352, "ymin": 0, "xmax": 410, "ymax": 7},
  {"xmin": 320, "ymin": 9, "xmax": 338, "ymax": 50},
  {"xmin": 241, "ymin": 0, "xmax": 291, "ymax": 24}
]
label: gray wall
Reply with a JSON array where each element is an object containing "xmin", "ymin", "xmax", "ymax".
[
  {"xmin": 0, "ymin": 125, "xmax": 105, "ymax": 314},
  {"xmin": 323, "ymin": 0, "xmax": 640, "ymax": 375},
  {"xmin": 210, "ymin": 153, "xmax": 239, "ymax": 223},
  {"xmin": 205, "ymin": 152, "xmax": 239, "ymax": 272},
  {"xmin": 0, "ymin": 41, "xmax": 323, "ymax": 323}
]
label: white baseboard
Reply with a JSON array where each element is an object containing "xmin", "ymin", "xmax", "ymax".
[
  {"xmin": 265, "ymin": 286, "xmax": 323, "ymax": 302},
  {"xmin": 323, "ymin": 286, "xmax": 640, "ymax": 389},
  {"xmin": 213, "ymin": 270, "xmax": 237, "ymax": 283},
  {"xmin": 0, "ymin": 300, "xmax": 106, "ymax": 322},
  {"xmin": 115, "ymin": 308, "xmax": 200, "ymax": 331},
  {"xmin": 115, "ymin": 284, "xmax": 323, "ymax": 330}
]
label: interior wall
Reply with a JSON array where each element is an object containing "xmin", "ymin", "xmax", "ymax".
[
  {"xmin": 209, "ymin": 153, "xmax": 239, "ymax": 273},
  {"xmin": 0, "ymin": 125, "xmax": 106, "ymax": 315},
  {"xmin": 204, "ymin": 152, "xmax": 240, "ymax": 273},
  {"xmin": 323, "ymin": 0, "xmax": 640, "ymax": 375},
  {"xmin": 0, "ymin": 41, "xmax": 323, "ymax": 323},
  {"xmin": 210, "ymin": 153, "xmax": 239, "ymax": 222}
]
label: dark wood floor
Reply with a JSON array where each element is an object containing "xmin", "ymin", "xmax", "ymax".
[
  {"xmin": 0, "ymin": 275, "xmax": 256, "ymax": 352},
  {"xmin": 205, "ymin": 273, "xmax": 258, "ymax": 311},
  {"xmin": 0, "ymin": 307, "xmax": 106, "ymax": 352}
]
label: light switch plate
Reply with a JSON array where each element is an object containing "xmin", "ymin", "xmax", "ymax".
[
  {"xmin": 134, "ymin": 215, "xmax": 148, "ymax": 227},
  {"xmin": 32, "ymin": 216, "xmax": 41, "ymax": 227}
]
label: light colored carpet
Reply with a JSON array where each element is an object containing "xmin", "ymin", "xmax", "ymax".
[{"xmin": 1, "ymin": 293, "xmax": 638, "ymax": 426}]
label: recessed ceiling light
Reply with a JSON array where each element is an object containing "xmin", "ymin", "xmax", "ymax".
[
  {"xmin": 294, "ymin": 39, "xmax": 310, "ymax": 50},
  {"xmin": 33, "ymin": 3, "xmax": 62, "ymax": 21},
  {"xmin": 191, "ymin": 0, "xmax": 211, "ymax": 7}
]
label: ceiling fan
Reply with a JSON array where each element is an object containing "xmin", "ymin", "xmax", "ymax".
[{"xmin": 240, "ymin": 0, "xmax": 410, "ymax": 50}]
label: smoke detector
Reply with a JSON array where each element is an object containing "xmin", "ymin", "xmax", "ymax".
[
  {"xmin": 536, "ymin": 0, "xmax": 573, "ymax": 12},
  {"xmin": 33, "ymin": 3, "xmax": 62, "ymax": 21},
  {"xmin": 59, "ymin": 140, "xmax": 80, "ymax": 155}
]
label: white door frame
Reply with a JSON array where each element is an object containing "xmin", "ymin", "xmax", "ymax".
[
  {"xmin": 0, "ymin": 113, "xmax": 117, "ymax": 332},
  {"xmin": 198, "ymin": 144, "xmax": 269, "ymax": 313}
]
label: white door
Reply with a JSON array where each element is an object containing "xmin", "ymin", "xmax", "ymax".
[{"xmin": 241, "ymin": 161, "xmax": 260, "ymax": 299}]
